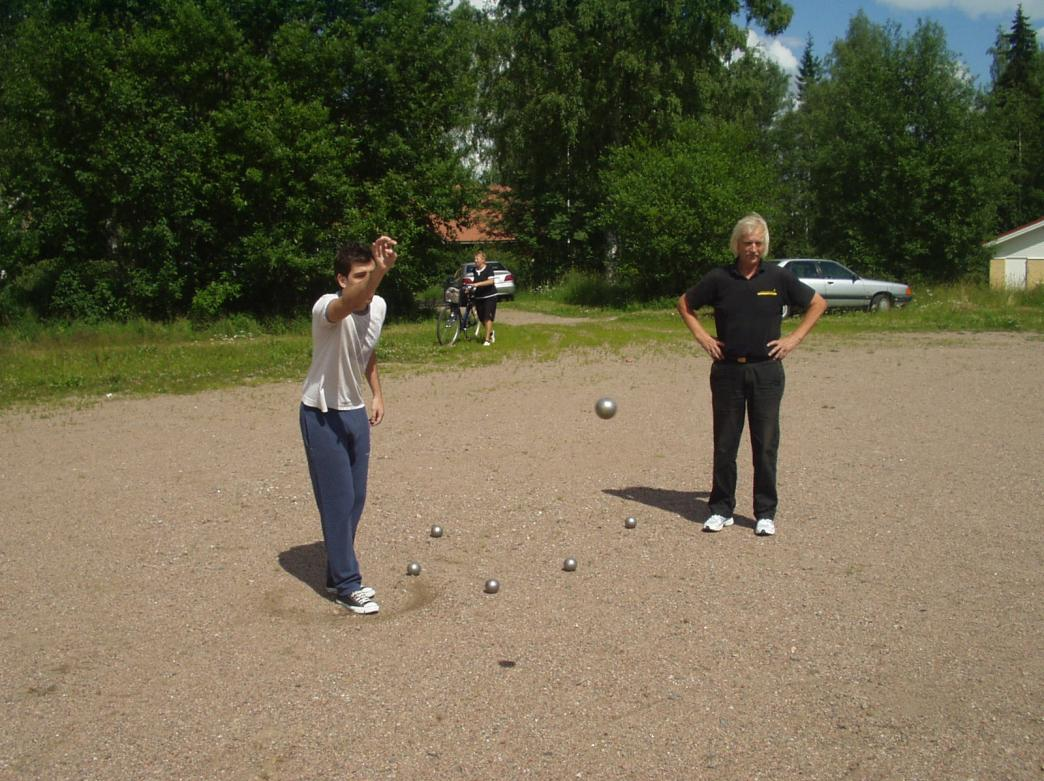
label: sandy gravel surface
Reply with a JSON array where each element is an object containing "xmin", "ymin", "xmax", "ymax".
[{"xmin": 1, "ymin": 327, "xmax": 1041, "ymax": 780}]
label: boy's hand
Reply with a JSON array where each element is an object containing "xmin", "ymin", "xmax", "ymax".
[{"xmin": 371, "ymin": 236, "xmax": 398, "ymax": 271}]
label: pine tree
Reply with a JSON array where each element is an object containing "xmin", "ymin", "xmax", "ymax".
[
  {"xmin": 795, "ymin": 34, "xmax": 821, "ymax": 103},
  {"xmin": 997, "ymin": 4, "xmax": 1038, "ymax": 90},
  {"xmin": 988, "ymin": 4, "xmax": 1043, "ymax": 228}
]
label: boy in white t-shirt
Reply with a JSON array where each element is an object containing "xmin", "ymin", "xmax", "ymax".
[{"xmin": 299, "ymin": 236, "xmax": 396, "ymax": 614}]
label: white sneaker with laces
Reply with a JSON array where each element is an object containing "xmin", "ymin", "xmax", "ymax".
[
  {"xmin": 702, "ymin": 514, "xmax": 734, "ymax": 532},
  {"xmin": 755, "ymin": 518, "xmax": 776, "ymax": 536}
]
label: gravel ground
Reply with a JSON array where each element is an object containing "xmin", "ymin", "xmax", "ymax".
[{"xmin": 1, "ymin": 325, "xmax": 1041, "ymax": 780}]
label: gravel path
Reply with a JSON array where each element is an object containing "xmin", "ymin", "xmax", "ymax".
[{"xmin": 1, "ymin": 329, "xmax": 1041, "ymax": 780}]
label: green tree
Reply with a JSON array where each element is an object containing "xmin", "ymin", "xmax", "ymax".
[
  {"xmin": 801, "ymin": 13, "xmax": 1006, "ymax": 281},
  {"xmin": 795, "ymin": 34, "xmax": 821, "ymax": 102},
  {"xmin": 0, "ymin": 0, "xmax": 481, "ymax": 321},
  {"xmin": 599, "ymin": 118, "xmax": 778, "ymax": 299},
  {"xmin": 771, "ymin": 36, "xmax": 819, "ymax": 257},
  {"xmin": 987, "ymin": 5, "xmax": 1043, "ymax": 229},
  {"xmin": 481, "ymin": 0, "xmax": 792, "ymax": 282}
]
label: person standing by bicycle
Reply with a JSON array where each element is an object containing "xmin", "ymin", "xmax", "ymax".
[
  {"xmin": 299, "ymin": 236, "xmax": 396, "ymax": 614},
  {"xmin": 467, "ymin": 249, "xmax": 498, "ymax": 346}
]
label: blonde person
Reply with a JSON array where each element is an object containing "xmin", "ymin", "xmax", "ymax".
[
  {"xmin": 466, "ymin": 249, "xmax": 498, "ymax": 346},
  {"xmin": 299, "ymin": 236, "xmax": 396, "ymax": 614},
  {"xmin": 678, "ymin": 214, "xmax": 826, "ymax": 537}
]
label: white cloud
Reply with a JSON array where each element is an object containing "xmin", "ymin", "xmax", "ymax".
[
  {"xmin": 745, "ymin": 29, "xmax": 801, "ymax": 74},
  {"xmin": 879, "ymin": 0, "xmax": 1044, "ymax": 17}
]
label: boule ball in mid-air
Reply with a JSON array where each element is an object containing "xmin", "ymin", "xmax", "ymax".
[
  {"xmin": 430, "ymin": 525, "xmax": 444, "ymax": 538},
  {"xmin": 484, "ymin": 578, "xmax": 500, "ymax": 594},
  {"xmin": 562, "ymin": 557, "xmax": 578, "ymax": 572},
  {"xmin": 594, "ymin": 397, "xmax": 617, "ymax": 420},
  {"xmin": 407, "ymin": 561, "xmax": 422, "ymax": 576},
  {"xmin": 624, "ymin": 516, "xmax": 637, "ymax": 529}
]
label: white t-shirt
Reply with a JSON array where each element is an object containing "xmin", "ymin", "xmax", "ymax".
[{"xmin": 301, "ymin": 294, "xmax": 387, "ymax": 412}]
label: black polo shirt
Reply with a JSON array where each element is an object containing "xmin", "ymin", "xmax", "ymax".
[{"xmin": 684, "ymin": 262, "xmax": 815, "ymax": 361}]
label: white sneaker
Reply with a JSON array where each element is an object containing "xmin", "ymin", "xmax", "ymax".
[
  {"xmin": 702, "ymin": 514, "xmax": 734, "ymax": 532},
  {"xmin": 755, "ymin": 518, "xmax": 776, "ymax": 536},
  {"xmin": 483, "ymin": 340, "xmax": 491, "ymax": 346}
]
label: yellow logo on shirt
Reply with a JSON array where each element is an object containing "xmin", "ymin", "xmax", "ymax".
[{"xmin": 757, "ymin": 290, "xmax": 778, "ymax": 296}]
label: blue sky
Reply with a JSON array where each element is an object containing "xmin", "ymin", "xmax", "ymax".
[{"xmin": 747, "ymin": 0, "xmax": 1044, "ymax": 88}]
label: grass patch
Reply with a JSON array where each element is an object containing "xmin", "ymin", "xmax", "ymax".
[{"xmin": 1, "ymin": 282, "xmax": 1040, "ymax": 412}]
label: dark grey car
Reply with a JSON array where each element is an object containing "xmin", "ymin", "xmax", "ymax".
[{"xmin": 771, "ymin": 258, "xmax": 912, "ymax": 317}]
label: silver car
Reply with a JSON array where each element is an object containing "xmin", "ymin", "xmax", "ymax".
[{"xmin": 771, "ymin": 258, "xmax": 912, "ymax": 316}]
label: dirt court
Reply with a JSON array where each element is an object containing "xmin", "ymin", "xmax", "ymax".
[{"xmin": 1, "ymin": 321, "xmax": 1041, "ymax": 780}]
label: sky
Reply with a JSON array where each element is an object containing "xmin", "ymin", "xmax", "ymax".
[{"xmin": 746, "ymin": 0, "xmax": 1044, "ymax": 88}]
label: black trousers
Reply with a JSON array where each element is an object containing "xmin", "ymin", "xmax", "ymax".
[{"xmin": 708, "ymin": 360, "xmax": 785, "ymax": 520}]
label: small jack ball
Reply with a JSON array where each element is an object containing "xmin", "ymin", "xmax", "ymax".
[
  {"xmin": 407, "ymin": 561, "xmax": 422, "ymax": 576},
  {"xmin": 484, "ymin": 579, "xmax": 500, "ymax": 594},
  {"xmin": 625, "ymin": 516, "xmax": 637, "ymax": 529},
  {"xmin": 430, "ymin": 525, "xmax": 443, "ymax": 538},
  {"xmin": 594, "ymin": 397, "xmax": 617, "ymax": 419},
  {"xmin": 563, "ymin": 557, "xmax": 577, "ymax": 572}
]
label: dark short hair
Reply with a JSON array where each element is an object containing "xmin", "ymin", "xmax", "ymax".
[{"xmin": 334, "ymin": 243, "xmax": 372, "ymax": 277}]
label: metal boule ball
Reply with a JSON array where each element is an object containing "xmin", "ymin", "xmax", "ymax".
[
  {"xmin": 484, "ymin": 578, "xmax": 500, "ymax": 594},
  {"xmin": 563, "ymin": 557, "xmax": 577, "ymax": 572},
  {"xmin": 624, "ymin": 516, "xmax": 637, "ymax": 529},
  {"xmin": 594, "ymin": 397, "xmax": 617, "ymax": 419},
  {"xmin": 407, "ymin": 561, "xmax": 422, "ymax": 576},
  {"xmin": 430, "ymin": 525, "xmax": 443, "ymax": 538}
]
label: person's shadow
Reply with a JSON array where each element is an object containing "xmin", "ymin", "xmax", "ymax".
[
  {"xmin": 602, "ymin": 486, "xmax": 709, "ymax": 524},
  {"xmin": 603, "ymin": 486, "xmax": 756, "ymax": 529},
  {"xmin": 278, "ymin": 541, "xmax": 328, "ymax": 597}
]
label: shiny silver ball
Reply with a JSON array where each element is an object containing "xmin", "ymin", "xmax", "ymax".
[
  {"xmin": 407, "ymin": 561, "xmax": 422, "ymax": 576},
  {"xmin": 563, "ymin": 557, "xmax": 577, "ymax": 572},
  {"xmin": 430, "ymin": 525, "xmax": 443, "ymax": 538},
  {"xmin": 484, "ymin": 578, "xmax": 500, "ymax": 594},
  {"xmin": 594, "ymin": 397, "xmax": 617, "ymax": 419},
  {"xmin": 624, "ymin": 516, "xmax": 637, "ymax": 529}
]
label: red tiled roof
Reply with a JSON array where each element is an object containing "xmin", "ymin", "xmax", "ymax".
[{"xmin": 432, "ymin": 186, "xmax": 514, "ymax": 244}]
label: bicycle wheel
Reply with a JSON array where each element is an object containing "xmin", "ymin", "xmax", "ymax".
[{"xmin": 435, "ymin": 305, "xmax": 461, "ymax": 345}]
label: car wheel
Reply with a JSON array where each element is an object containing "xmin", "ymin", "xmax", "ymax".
[{"xmin": 870, "ymin": 293, "xmax": 893, "ymax": 312}]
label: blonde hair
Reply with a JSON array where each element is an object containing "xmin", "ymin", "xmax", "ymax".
[{"xmin": 729, "ymin": 213, "xmax": 770, "ymax": 258}]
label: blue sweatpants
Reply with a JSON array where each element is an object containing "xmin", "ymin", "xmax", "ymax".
[{"xmin": 299, "ymin": 404, "xmax": 371, "ymax": 597}]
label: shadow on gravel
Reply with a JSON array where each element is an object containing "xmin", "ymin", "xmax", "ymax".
[
  {"xmin": 278, "ymin": 541, "xmax": 327, "ymax": 596},
  {"xmin": 603, "ymin": 486, "xmax": 709, "ymax": 523}
]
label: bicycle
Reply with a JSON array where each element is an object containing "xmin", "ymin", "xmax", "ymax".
[{"xmin": 435, "ymin": 282, "xmax": 481, "ymax": 346}]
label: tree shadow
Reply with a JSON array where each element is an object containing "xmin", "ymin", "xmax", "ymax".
[
  {"xmin": 277, "ymin": 541, "xmax": 327, "ymax": 597},
  {"xmin": 602, "ymin": 486, "xmax": 710, "ymax": 524}
]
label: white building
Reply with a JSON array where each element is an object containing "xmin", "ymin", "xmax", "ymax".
[{"xmin": 986, "ymin": 217, "xmax": 1044, "ymax": 289}]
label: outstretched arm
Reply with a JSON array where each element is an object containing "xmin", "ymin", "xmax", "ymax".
[{"xmin": 327, "ymin": 235, "xmax": 398, "ymax": 321}]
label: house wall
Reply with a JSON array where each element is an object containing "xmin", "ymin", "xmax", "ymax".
[
  {"xmin": 1028, "ymin": 259, "xmax": 1044, "ymax": 288},
  {"xmin": 990, "ymin": 258, "xmax": 1005, "ymax": 288},
  {"xmin": 989, "ymin": 257, "xmax": 1044, "ymax": 288}
]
